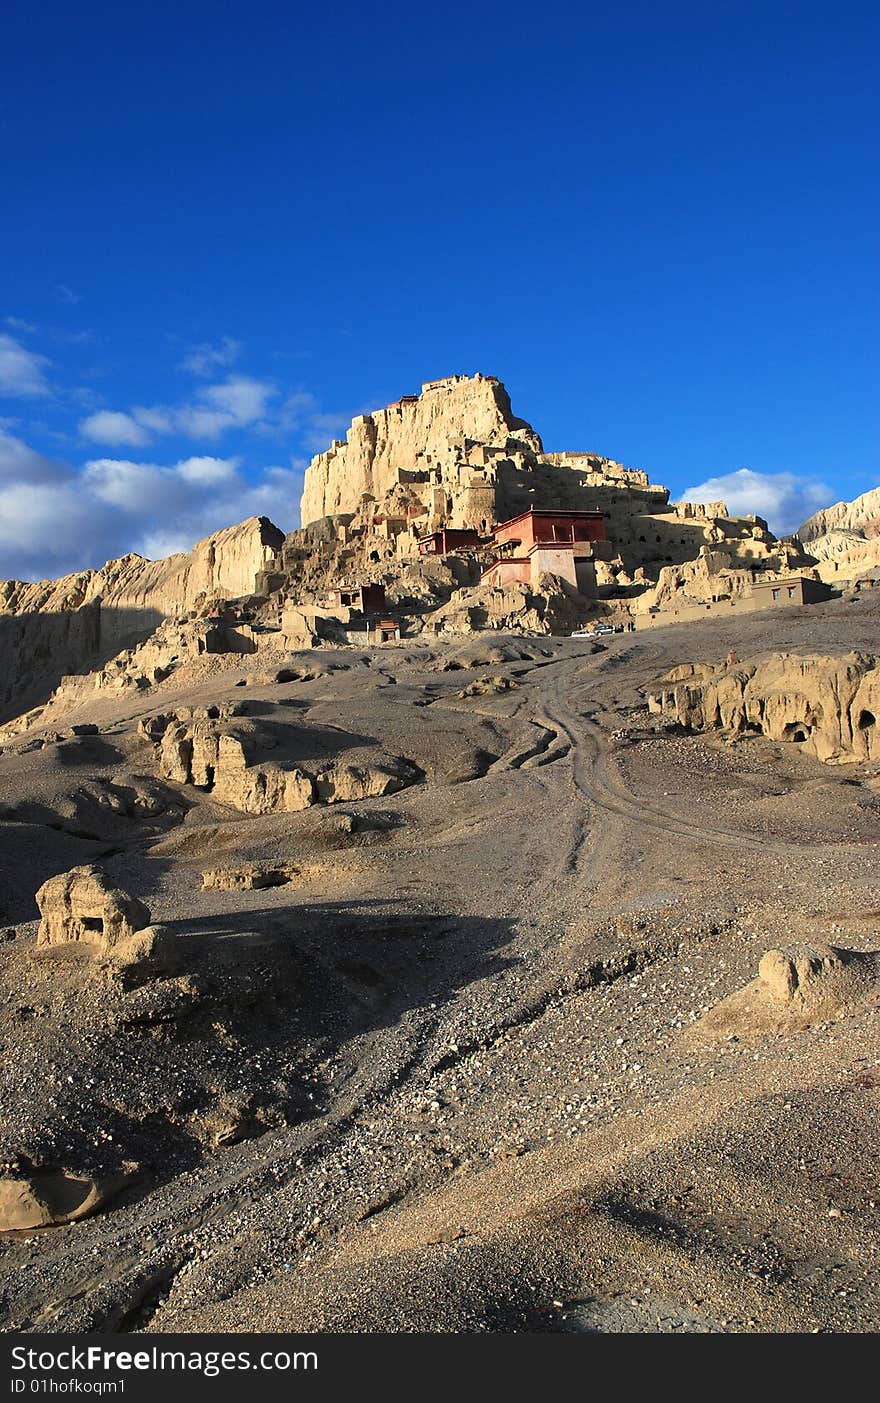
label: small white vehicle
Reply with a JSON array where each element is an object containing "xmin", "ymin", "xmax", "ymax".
[{"xmin": 571, "ymin": 623, "xmax": 614, "ymax": 638}]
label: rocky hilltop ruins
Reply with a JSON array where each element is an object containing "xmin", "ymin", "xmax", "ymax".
[
  {"xmin": 294, "ymin": 372, "xmax": 804, "ymax": 580},
  {"xmin": 0, "ymin": 373, "xmax": 866, "ymax": 731},
  {"xmin": 266, "ymin": 374, "xmax": 822, "ymax": 642}
]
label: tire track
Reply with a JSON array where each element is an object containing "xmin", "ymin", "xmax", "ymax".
[{"xmin": 543, "ymin": 662, "xmax": 871, "ymax": 858}]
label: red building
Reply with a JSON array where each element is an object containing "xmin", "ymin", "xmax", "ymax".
[
  {"xmin": 482, "ymin": 509, "xmax": 605, "ymax": 594},
  {"xmin": 492, "ymin": 509, "xmax": 605, "ymax": 552},
  {"xmin": 417, "ymin": 527, "xmax": 482, "ymax": 556}
]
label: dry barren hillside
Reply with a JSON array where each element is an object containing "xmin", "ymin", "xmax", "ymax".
[
  {"xmin": 796, "ymin": 487, "xmax": 880, "ymax": 587},
  {"xmin": 0, "ymin": 589, "xmax": 878, "ymax": 1333}
]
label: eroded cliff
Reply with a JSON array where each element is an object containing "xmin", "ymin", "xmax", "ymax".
[{"xmin": 0, "ymin": 517, "xmax": 284, "ymax": 721}]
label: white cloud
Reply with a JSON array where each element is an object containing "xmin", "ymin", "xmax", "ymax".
[
  {"xmin": 78, "ymin": 451, "xmax": 294, "ymax": 565},
  {"xmin": 136, "ymin": 528, "xmax": 199, "ymax": 559},
  {"xmin": 83, "ymin": 455, "xmax": 242, "ymax": 511},
  {"xmin": 79, "ymin": 409, "xmax": 153, "ymax": 448},
  {"xmin": 82, "ymin": 458, "xmax": 172, "ymax": 510},
  {"xmin": 0, "ymin": 481, "xmax": 109, "ymax": 573},
  {"xmin": 128, "ymin": 405, "xmax": 173, "ymax": 434},
  {"xmin": 196, "ymin": 375, "xmax": 275, "ymax": 425},
  {"xmin": 0, "ymin": 333, "xmax": 51, "ymax": 398},
  {"xmin": 176, "ymin": 455, "xmax": 240, "ymax": 486},
  {"xmin": 678, "ymin": 468, "xmax": 835, "ymax": 536},
  {"xmin": 0, "ymin": 425, "xmax": 299, "ymax": 583},
  {"xmin": 80, "ymin": 376, "xmax": 278, "ymax": 446},
  {"xmin": 179, "ymin": 337, "xmax": 241, "ymax": 376},
  {"xmin": 168, "ymin": 405, "xmax": 237, "ymax": 439}
]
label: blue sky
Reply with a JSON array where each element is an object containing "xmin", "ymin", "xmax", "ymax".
[{"xmin": 1, "ymin": 0, "xmax": 876, "ymax": 580}]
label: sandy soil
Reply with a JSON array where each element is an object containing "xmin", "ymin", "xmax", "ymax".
[{"xmin": 1, "ymin": 594, "xmax": 878, "ymax": 1333}]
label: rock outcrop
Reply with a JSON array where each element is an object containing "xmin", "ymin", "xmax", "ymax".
[
  {"xmin": 35, "ymin": 866, "xmax": 158, "ymax": 967},
  {"xmin": 696, "ymin": 942, "xmax": 880, "ymax": 1039},
  {"xmin": 796, "ymin": 487, "xmax": 880, "ymax": 586},
  {"xmin": 0, "ymin": 517, "xmax": 285, "ymax": 725},
  {"xmin": 300, "ymin": 374, "xmax": 543, "ymax": 526},
  {"xmin": 757, "ymin": 943, "xmax": 880, "ymax": 1009},
  {"xmin": 201, "ymin": 864, "xmax": 298, "ymax": 891},
  {"xmin": 648, "ymin": 652, "xmax": 880, "ymax": 764},
  {"xmin": 1, "ymin": 516, "xmax": 284, "ymax": 640},
  {"xmin": 142, "ymin": 706, "xmax": 422, "ymax": 814},
  {"xmin": 798, "ymin": 486, "xmax": 880, "ymax": 545},
  {"xmin": 0, "ymin": 614, "xmax": 261, "ymax": 741},
  {"xmin": 0, "ymin": 1169, "xmax": 131, "ymax": 1232}
]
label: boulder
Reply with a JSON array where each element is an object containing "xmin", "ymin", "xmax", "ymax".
[
  {"xmin": 0, "ymin": 1169, "xmax": 131, "ymax": 1232},
  {"xmin": 758, "ymin": 942, "xmax": 880, "ymax": 1011},
  {"xmin": 458, "ymin": 676, "xmax": 516, "ymax": 698},
  {"xmin": 313, "ymin": 757, "xmax": 422, "ymax": 804}
]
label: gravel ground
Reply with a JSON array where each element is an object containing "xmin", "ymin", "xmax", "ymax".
[{"xmin": 0, "ymin": 595, "xmax": 878, "ymax": 1333}]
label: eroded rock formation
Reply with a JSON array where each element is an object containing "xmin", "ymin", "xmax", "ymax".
[
  {"xmin": 648, "ymin": 652, "xmax": 880, "ymax": 763},
  {"xmin": 300, "ymin": 374, "xmax": 543, "ymax": 526},
  {"xmin": 142, "ymin": 706, "xmax": 422, "ymax": 814},
  {"xmin": 799, "ymin": 486, "xmax": 880, "ymax": 545},
  {"xmin": 0, "ymin": 517, "xmax": 284, "ymax": 723},
  {"xmin": 637, "ymin": 544, "xmax": 810, "ymax": 615},
  {"xmin": 696, "ymin": 942, "xmax": 880, "ymax": 1039},
  {"xmin": 1, "ymin": 516, "xmax": 285, "ymax": 630},
  {"xmin": 794, "ymin": 487, "xmax": 880, "ymax": 586},
  {"xmin": 200, "ymin": 864, "xmax": 298, "ymax": 891},
  {"xmin": 428, "ymin": 575, "xmax": 588, "ymax": 636},
  {"xmin": 35, "ymin": 866, "xmax": 159, "ymax": 967}
]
